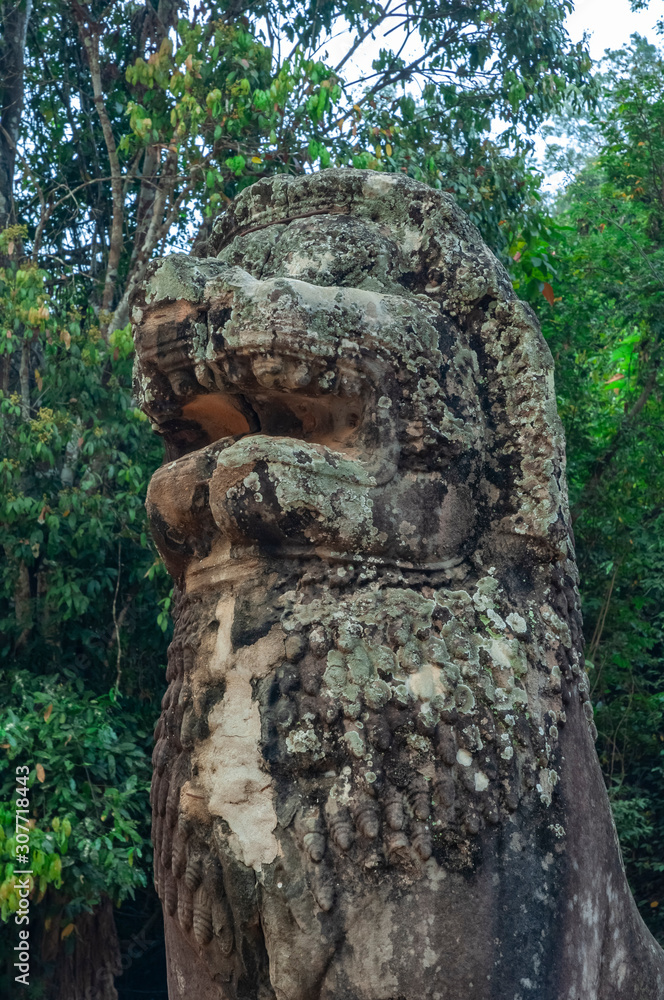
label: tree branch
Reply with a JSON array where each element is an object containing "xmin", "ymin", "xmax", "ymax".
[
  {"xmin": 0, "ymin": 0, "xmax": 33, "ymax": 231},
  {"xmin": 333, "ymin": 4, "xmax": 391, "ymax": 75},
  {"xmin": 72, "ymin": 2, "xmax": 124, "ymax": 332}
]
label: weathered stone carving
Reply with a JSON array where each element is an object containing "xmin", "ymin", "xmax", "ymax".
[{"xmin": 132, "ymin": 169, "xmax": 664, "ymax": 999}]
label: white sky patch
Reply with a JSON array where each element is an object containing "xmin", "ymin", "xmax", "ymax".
[
  {"xmin": 313, "ymin": 1, "xmax": 664, "ymax": 192},
  {"xmin": 318, "ymin": 0, "xmax": 664, "ymax": 84},
  {"xmin": 539, "ymin": 0, "xmax": 664, "ymax": 191},
  {"xmin": 566, "ymin": 0, "xmax": 662, "ymax": 59}
]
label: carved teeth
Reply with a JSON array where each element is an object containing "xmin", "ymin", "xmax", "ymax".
[
  {"xmin": 220, "ymin": 356, "xmax": 248, "ymax": 383},
  {"xmin": 280, "ymin": 359, "xmax": 313, "ymax": 389},
  {"xmin": 168, "ymin": 369, "xmax": 199, "ymax": 399},
  {"xmin": 339, "ymin": 373, "xmax": 362, "ymax": 396},
  {"xmin": 251, "ymin": 355, "xmax": 284, "ymax": 387}
]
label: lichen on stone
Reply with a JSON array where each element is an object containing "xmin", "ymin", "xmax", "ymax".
[{"xmin": 131, "ymin": 169, "xmax": 654, "ymax": 1000}]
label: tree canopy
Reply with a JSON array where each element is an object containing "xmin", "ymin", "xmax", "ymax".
[{"xmin": 518, "ymin": 35, "xmax": 664, "ymax": 941}]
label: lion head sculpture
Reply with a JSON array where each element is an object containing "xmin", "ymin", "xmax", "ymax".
[{"xmin": 131, "ymin": 170, "xmax": 604, "ymax": 1000}]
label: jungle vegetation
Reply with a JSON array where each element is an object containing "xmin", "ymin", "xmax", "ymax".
[{"xmin": 0, "ymin": 0, "xmax": 662, "ymax": 995}]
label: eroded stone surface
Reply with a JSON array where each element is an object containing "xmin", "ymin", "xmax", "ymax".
[{"xmin": 134, "ymin": 169, "xmax": 664, "ymax": 1000}]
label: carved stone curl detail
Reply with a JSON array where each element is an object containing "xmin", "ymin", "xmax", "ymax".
[{"xmin": 134, "ymin": 170, "xmax": 664, "ymax": 1000}]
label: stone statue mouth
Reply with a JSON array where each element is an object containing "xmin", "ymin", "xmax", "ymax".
[
  {"xmin": 181, "ymin": 384, "xmax": 363, "ymax": 454},
  {"xmin": 168, "ymin": 364, "xmax": 398, "ymax": 485},
  {"xmin": 145, "ymin": 350, "xmax": 403, "ymax": 575}
]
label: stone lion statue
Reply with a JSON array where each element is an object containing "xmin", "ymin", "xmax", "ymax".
[{"xmin": 131, "ymin": 169, "xmax": 664, "ymax": 1000}]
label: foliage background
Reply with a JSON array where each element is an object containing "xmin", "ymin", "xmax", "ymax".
[{"xmin": 0, "ymin": 0, "xmax": 662, "ymax": 995}]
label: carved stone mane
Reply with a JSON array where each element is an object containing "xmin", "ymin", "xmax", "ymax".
[{"xmin": 132, "ymin": 170, "xmax": 664, "ymax": 1000}]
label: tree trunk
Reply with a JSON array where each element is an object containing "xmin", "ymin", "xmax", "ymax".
[
  {"xmin": 42, "ymin": 895, "xmax": 122, "ymax": 1000},
  {"xmin": 0, "ymin": 0, "xmax": 31, "ymax": 231},
  {"xmin": 133, "ymin": 169, "xmax": 664, "ymax": 999},
  {"xmin": 18, "ymin": 336, "xmax": 30, "ymax": 419},
  {"xmin": 72, "ymin": 5, "xmax": 124, "ymax": 328}
]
